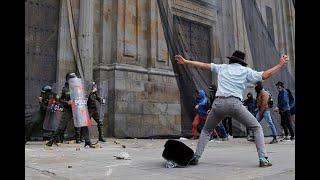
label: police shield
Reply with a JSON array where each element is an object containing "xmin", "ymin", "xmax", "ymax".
[
  {"xmin": 43, "ymin": 83, "xmax": 62, "ymax": 131},
  {"xmin": 98, "ymin": 81, "xmax": 108, "ymax": 122},
  {"xmin": 68, "ymin": 77, "xmax": 91, "ymax": 127}
]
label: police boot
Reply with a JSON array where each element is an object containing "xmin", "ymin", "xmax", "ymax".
[
  {"xmin": 84, "ymin": 141, "xmax": 96, "ymax": 148},
  {"xmin": 79, "ymin": 128, "xmax": 84, "ymax": 142},
  {"xmin": 74, "ymin": 127, "xmax": 81, "ymax": 144},
  {"xmin": 46, "ymin": 138, "xmax": 58, "ymax": 147},
  {"xmin": 59, "ymin": 134, "xmax": 64, "ymax": 143},
  {"xmin": 46, "ymin": 139, "xmax": 54, "ymax": 146},
  {"xmin": 80, "ymin": 136, "xmax": 84, "ymax": 143},
  {"xmin": 97, "ymin": 123, "xmax": 106, "ymax": 142}
]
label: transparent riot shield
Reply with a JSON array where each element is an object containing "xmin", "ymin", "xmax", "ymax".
[
  {"xmin": 68, "ymin": 77, "xmax": 91, "ymax": 127},
  {"xmin": 98, "ymin": 81, "xmax": 108, "ymax": 122},
  {"xmin": 43, "ymin": 83, "xmax": 62, "ymax": 131}
]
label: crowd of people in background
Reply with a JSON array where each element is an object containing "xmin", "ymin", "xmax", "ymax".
[{"xmin": 192, "ymin": 81, "xmax": 295, "ymax": 142}]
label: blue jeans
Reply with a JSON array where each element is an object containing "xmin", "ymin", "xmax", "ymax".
[
  {"xmin": 216, "ymin": 123, "xmax": 228, "ymax": 138},
  {"xmin": 256, "ymin": 110, "xmax": 277, "ymax": 137}
]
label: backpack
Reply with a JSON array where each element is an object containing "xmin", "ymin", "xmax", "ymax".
[
  {"xmin": 286, "ymin": 89, "xmax": 294, "ymax": 105},
  {"xmin": 265, "ymin": 90, "xmax": 274, "ymax": 108}
]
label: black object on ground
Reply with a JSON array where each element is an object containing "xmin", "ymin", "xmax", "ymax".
[{"xmin": 162, "ymin": 140, "xmax": 194, "ymax": 167}]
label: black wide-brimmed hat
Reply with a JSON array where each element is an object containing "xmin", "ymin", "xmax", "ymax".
[{"xmin": 227, "ymin": 50, "xmax": 247, "ymax": 66}]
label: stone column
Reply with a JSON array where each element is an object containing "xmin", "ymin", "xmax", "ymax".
[
  {"xmin": 78, "ymin": 0, "xmax": 94, "ymax": 81},
  {"xmin": 56, "ymin": 0, "xmax": 76, "ymax": 88}
]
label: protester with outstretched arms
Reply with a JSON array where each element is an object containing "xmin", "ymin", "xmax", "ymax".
[{"xmin": 175, "ymin": 51, "xmax": 288, "ymax": 167}]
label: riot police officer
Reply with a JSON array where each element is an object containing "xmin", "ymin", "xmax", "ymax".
[
  {"xmin": 46, "ymin": 73, "xmax": 95, "ymax": 148},
  {"xmin": 87, "ymin": 82, "xmax": 106, "ymax": 142},
  {"xmin": 25, "ymin": 85, "xmax": 58, "ymax": 144}
]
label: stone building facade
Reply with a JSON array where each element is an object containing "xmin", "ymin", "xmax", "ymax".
[{"xmin": 25, "ymin": 0, "xmax": 295, "ymax": 138}]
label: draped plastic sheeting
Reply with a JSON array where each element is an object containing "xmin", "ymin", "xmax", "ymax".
[
  {"xmin": 157, "ymin": 0, "xmax": 294, "ymax": 136},
  {"xmin": 241, "ymin": 0, "xmax": 295, "ymax": 104},
  {"xmin": 157, "ymin": 0, "xmax": 214, "ymax": 135},
  {"xmin": 241, "ymin": 0, "xmax": 295, "ymax": 136}
]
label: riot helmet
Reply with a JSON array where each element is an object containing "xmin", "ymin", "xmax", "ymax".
[
  {"xmin": 91, "ymin": 81, "xmax": 98, "ymax": 92},
  {"xmin": 41, "ymin": 85, "xmax": 52, "ymax": 93},
  {"xmin": 66, "ymin": 72, "xmax": 77, "ymax": 81}
]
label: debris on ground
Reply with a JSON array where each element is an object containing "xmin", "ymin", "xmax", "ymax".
[
  {"xmin": 44, "ymin": 146, "xmax": 53, "ymax": 150},
  {"xmin": 179, "ymin": 137, "xmax": 188, "ymax": 140},
  {"xmin": 106, "ymin": 168, "xmax": 113, "ymax": 176},
  {"xmin": 95, "ymin": 144, "xmax": 103, "ymax": 148},
  {"xmin": 114, "ymin": 152, "xmax": 131, "ymax": 160},
  {"xmin": 66, "ymin": 140, "xmax": 75, "ymax": 144}
]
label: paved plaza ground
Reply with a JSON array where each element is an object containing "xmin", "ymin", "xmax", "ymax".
[{"xmin": 25, "ymin": 137, "xmax": 294, "ymax": 180}]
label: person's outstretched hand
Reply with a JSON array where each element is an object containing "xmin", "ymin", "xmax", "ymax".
[
  {"xmin": 175, "ymin": 54, "xmax": 187, "ymax": 64},
  {"xmin": 279, "ymin": 54, "xmax": 289, "ymax": 67}
]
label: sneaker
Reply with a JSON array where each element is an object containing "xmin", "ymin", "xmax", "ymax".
[
  {"xmin": 259, "ymin": 157, "xmax": 272, "ymax": 167},
  {"xmin": 189, "ymin": 155, "xmax": 200, "ymax": 165},
  {"xmin": 281, "ymin": 136, "xmax": 290, "ymax": 141},
  {"xmin": 84, "ymin": 142, "xmax": 96, "ymax": 148},
  {"xmin": 46, "ymin": 139, "xmax": 58, "ymax": 147},
  {"xmin": 99, "ymin": 136, "xmax": 106, "ymax": 142},
  {"xmin": 269, "ymin": 139, "xmax": 278, "ymax": 144},
  {"xmin": 221, "ymin": 137, "xmax": 228, "ymax": 141}
]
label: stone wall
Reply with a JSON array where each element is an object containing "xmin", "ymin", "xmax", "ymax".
[
  {"xmin": 93, "ymin": 0, "xmax": 181, "ymax": 137},
  {"xmin": 51, "ymin": 0, "xmax": 294, "ymax": 138}
]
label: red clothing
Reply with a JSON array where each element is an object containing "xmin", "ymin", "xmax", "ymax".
[{"xmin": 192, "ymin": 114, "xmax": 207, "ymax": 137}]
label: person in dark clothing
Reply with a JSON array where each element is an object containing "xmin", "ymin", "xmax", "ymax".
[
  {"xmin": 286, "ymin": 88, "xmax": 295, "ymax": 126},
  {"xmin": 25, "ymin": 85, "xmax": 59, "ymax": 144},
  {"xmin": 222, "ymin": 117, "xmax": 232, "ymax": 137},
  {"xmin": 243, "ymin": 93, "xmax": 258, "ymax": 116},
  {"xmin": 275, "ymin": 81, "xmax": 295, "ymax": 140},
  {"xmin": 46, "ymin": 73, "xmax": 95, "ymax": 148},
  {"xmin": 87, "ymin": 82, "xmax": 106, "ymax": 142},
  {"xmin": 243, "ymin": 92, "xmax": 257, "ymax": 141}
]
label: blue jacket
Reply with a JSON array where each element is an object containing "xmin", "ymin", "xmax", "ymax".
[
  {"xmin": 197, "ymin": 90, "xmax": 208, "ymax": 116},
  {"xmin": 277, "ymin": 89, "xmax": 290, "ymax": 111}
]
